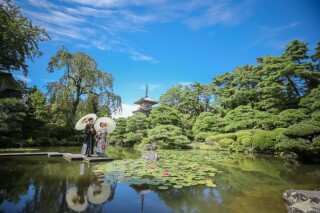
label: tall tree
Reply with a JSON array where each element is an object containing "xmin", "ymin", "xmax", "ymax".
[
  {"xmin": 47, "ymin": 48, "xmax": 121, "ymax": 128},
  {"xmin": 283, "ymin": 40, "xmax": 309, "ymax": 64},
  {"xmin": 0, "ymin": 0, "xmax": 50, "ymax": 75},
  {"xmin": 311, "ymin": 42, "xmax": 320, "ymax": 72},
  {"xmin": 211, "ymin": 65, "xmax": 260, "ymax": 110}
]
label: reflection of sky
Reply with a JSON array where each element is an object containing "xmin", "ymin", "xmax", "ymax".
[
  {"xmin": 203, "ymin": 188, "xmax": 223, "ymax": 205},
  {"xmin": 0, "ymin": 184, "xmax": 35, "ymax": 212},
  {"xmin": 103, "ymin": 184, "xmax": 171, "ymax": 213}
]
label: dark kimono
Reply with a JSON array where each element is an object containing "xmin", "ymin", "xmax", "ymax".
[{"xmin": 81, "ymin": 123, "xmax": 95, "ymax": 156}]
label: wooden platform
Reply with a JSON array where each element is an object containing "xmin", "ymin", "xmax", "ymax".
[{"xmin": 0, "ymin": 152, "xmax": 113, "ymax": 163}]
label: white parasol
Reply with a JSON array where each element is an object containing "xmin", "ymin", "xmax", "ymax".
[
  {"xmin": 87, "ymin": 184, "xmax": 112, "ymax": 205},
  {"xmin": 94, "ymin": 117, "xmax": 116, "ymax": 133},
  {"xmin": 66, "ymin": 187, "xmax": 88, "ymax": 212},
  {"xmin": 75, "ymin": 113, "xmax": 97, "ymax": 130}
]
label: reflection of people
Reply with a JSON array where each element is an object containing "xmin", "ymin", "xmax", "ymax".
[
  {"xmin": 95, "ymin": 122, "xmax": 108, "ymax": 157},
  {"xmin": 66, "ymin": 163, "xmax": 91, "ymax": 212},
  {"xmin": 82, "ymin": 117, "xmax": 95, "ymax": 157}
]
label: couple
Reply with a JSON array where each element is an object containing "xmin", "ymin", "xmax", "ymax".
[{"xmin": 82, "ymin": 117, "xmax": 108, "ymax": 157}]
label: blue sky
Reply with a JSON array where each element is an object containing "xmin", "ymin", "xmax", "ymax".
[{"xmin": 13, "ymin": 0, "xmax": 320, "ymax": 117}]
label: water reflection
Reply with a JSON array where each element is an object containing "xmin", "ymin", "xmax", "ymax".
[
  {"xmin": 66, "ymin": 163, "xmax": 115, "ymax": 212},
  {"xmin": 0, "ymin": 148, "xmax": 319, "ymax": 213}
]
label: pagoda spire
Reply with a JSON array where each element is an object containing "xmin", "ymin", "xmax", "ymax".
[
  {"xmin": 145, "ymin": 84, "xmax": 148, "ymax": 97},
  {"xmin": 133, "ymin": 83, "xmax": 158, "ymax": 115}
]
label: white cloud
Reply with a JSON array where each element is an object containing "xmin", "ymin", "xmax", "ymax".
[
  {"xmin": 129, "ymin": 50, "xmax": 158, "ymax": 63},
  {"xmin": 64, "ymin": 0, "xmax": 165, "ymax": 8},
  {"xmin": 112, "ymin": 104, "xmax": 137, "ymax": 118},
  {"xmin": 248, "ymin": 22, "xmax": 301, "ymax": 49},
  {"xmin": 14, "ymin": 75, "xmax": 32, "ymax": 83},
  {"xmin": 20, "ymin": 0, "xmax": 252, "ymax": 62}
]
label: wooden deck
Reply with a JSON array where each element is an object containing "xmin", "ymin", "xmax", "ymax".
[{"xmin": 0, "ymin": 152, "xmax": 113, "ymax": 162}]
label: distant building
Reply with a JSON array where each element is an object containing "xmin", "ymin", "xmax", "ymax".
[
  {"xmin": 0, "ymin": 71, "xmax": 22, "ymax": 99},
  {"xmin": 133, "ymin": 85, "xmax": 158, "ymax": 115}
]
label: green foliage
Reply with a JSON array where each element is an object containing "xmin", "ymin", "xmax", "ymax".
[
  {"xmin": 205, "ymin": 133, "xmax": 236, "ymax": 142},
  {"xmin": 312, "ymin": 111, "xmax": 320, "ymax": 122},
  {"xmin": 313, "ymin": 136, "xmax": 320, "ymax": 148},
  {"xmin": 282, "ymin": 121, "xmax": 320, "ymax": 138},
  {"xmin": 0, "ymin": 98, "xmax": 27, "ymax": 146},
  {"xmin": 192, "ymin": 112, "xmax": 224, "ymax": 135},
  {"xmin": 224, "ymin": 105, "xmax": 274, "ymax": 132},
  {"xmin": 299, "ymin": 86, "xmax": 320, "ymax": 112},
  {"xmin": 109, "ymin": 117, "xmax": 127, "ymax": 145},
  {"xmin": 252, "ymin": 129, "xmax": 285, "ymax": 151},
  {"xmin": 47, "ymin": 47, "xmax": 121, "ymax": 128},
  {"xmin": 194, "ymin": 132, "xmax": 212, "ymax": 142},
  {"xmin": 126, "ymin": 112, "xmax": 149, "ymax": 132},
  {"xmin": 123, "ymin": 131, "xmax": 144, "ymax": 145},
  {"xmin": 275, "ymin": 109, "xmax": 308, "ymax": 127},
  {"xmin": 275, "ymin": 135, "xmax": 310, "ymax": 152},
  {"xmin": 148, "ymin": 105, "xmax": 182, "ymax": 128},
  {"xmin": 0, "ymin": 0, "xmax": 50, "ymax": 75},
  {"xmin": 147, "ymin": 125, "xmax": 190, "ymax": 149},
  {"xmin": 121, "ymin": 113, "xmax": 149, "ymax": 146},
  {"xmin": 311, "ymin": 42, "xmax": 320, "ymax": 72},
  {"xmin": 218, "ymin": 138, "xmax": 235, "ymax": 148},
  {"xmin": 283, "ymin": 40, "xmax": 309, "ymax": 63}
]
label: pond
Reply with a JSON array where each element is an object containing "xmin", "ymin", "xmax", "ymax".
[{"xmin": 0, "ymin": 147, "xmax": 319, "ymax": 213}]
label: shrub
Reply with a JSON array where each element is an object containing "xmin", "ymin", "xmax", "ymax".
[
  {"xmin": 312, "ymin": 111, "xmax": 320, "ymax": 122},
  {"xmin": 313, "ymin": 136, "xmax": 320, "ymax": 148},
  {"xmin": 194, "ymin": 132, "xmax": 212, "ymax": 142},
  {"xmin": 275, "ymin": 135, "xmax": 310, "ymax": 152},
  {"xmin": 252, "ymin": 128, "xmax": 285, "ymax": 151},
  {"xmin": 218, "ymin": 138, "xmax": 235, "ymax": 148},
  {"xmin": 147, "ymin": 125, "xmax": 190, "ymax": 149},
  {"xmin": 205, "ymin": 133, "xmax": 236, "ymax": 142},
  {"xmin": 235, "ymin": 130, "xmax": 252, "ymax": 138},
  {"xmin": 283, "ymin": 121, "xmax": 320, "ymax": 138},
  {"xmin": 241, "ymin": 137, "xmax": 253, "ymax": 146},
  {"xmin": 276, "ymin": 109, "xmax": 308, "ymax": 127}
]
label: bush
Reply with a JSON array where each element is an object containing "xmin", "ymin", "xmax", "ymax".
[
  {"xmin": 276, "ymin": 109, "xmax": 308, "ymax": 127},
  {"xmin": 205, "ymin": 133, "xmax": 236, "ymax": 142},
  {"xmin": 49, "ymin": 138, "xmax": 59, "ymax": 146},
  {"xmin": 147, "ymin": 125, "xmax": 190, "ymax": 149},
  {"xmin": 194, "ymin": 132, "xmax": 212, "ymax": 142},
  {"xmin": 218, "ymin": 138, "xmax": 235, "ymax": 148},
  {"xmin": 240, "ymin": 137, "xmax": 253, "ymax": 146},
  {"xmin": 275, "ymin": 135, "xmax": 310, "ymax": 152},
  {"xmin": 312, "ymin": 111, "xmax": 320, "ymax": 122},
  {"xmin": 313, "ymin": 136, "xmax": 320, "ymax": 148},
  {"xmin": 283, "ymin": 121, "xmax": 320, "ymax": 138},
  {"xmin": 252, "ymin": 128, "xmax": 285, "ymax": 151},
  {"xmin": 235, "ymin": 130, "xmax": 252, "ymax": 138}
]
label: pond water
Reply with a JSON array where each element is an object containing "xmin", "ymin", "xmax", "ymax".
[{"xmin": 0, "ymin": 147, "xmax": 319, "ymax": 213}]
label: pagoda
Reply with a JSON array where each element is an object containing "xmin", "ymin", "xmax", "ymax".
[{"xmin": 133, "ymin": 85, "xmax": 158, "ymax": 115}]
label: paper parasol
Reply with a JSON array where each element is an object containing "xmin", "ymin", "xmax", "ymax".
[
  {"xmin": 75, "ymin": 113, "xmax": 97, "ymax": 130},
  {"xmin": 66, "ymin": 187, "xmax": 88, "ymax": 212},
  {"xmin": 94, "ymin": 117, "xmax": 116, "ymax": 133}
]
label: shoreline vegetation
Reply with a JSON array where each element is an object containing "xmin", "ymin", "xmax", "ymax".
[
  {"xmin": 1, "ymin": 39, "xmax": 320, "ymax": 163},
  {"xmin": 1, "ymin": 1, "xmax": 320, "ymax": 163}
]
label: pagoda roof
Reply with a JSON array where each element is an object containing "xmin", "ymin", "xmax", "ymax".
[
  {"xmin": 132, "ymin": 107, "xmax": 153, "ymax": 113},
  {"xmin": 134, "ymin": 97, "xmax": 158, "ymax": 105}
]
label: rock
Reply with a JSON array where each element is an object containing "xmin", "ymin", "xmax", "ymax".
[
  {"xmin": 142, "ymin": 153, "xmax": 158, "ymax": 161},
  {"xmin": 143, "ymin": 144, "xmax": 156, "ymax": 150},
  {"xmin": 283, "ymin": 189, "xmax": 320, "ymax": 213}
]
